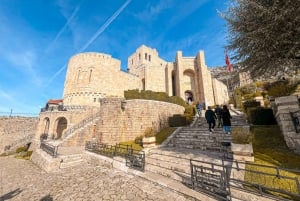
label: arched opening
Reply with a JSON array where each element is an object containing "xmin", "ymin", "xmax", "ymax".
[
  {"xmin": 171, "ymin": 70, "xmax": 176, "ymax": 96},
  {"xmin": 55, "ymin": 117, "xmax": 67, "ymax": 139},
  {"xmin": 182, "ymin": 69, "xmax": 195, "ymax": 103},
  {"xmin": 40, "ymin": 117, "xmax": 50, "ymax": 141}
]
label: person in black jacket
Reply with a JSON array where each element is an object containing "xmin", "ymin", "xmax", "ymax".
[
  {"xmin": 205, "ymin": 106, "xmax": 217, "ymax": 133},
  {"xmin": 222, "ymin": 105, "xmax": 232, "ymax": 134}
]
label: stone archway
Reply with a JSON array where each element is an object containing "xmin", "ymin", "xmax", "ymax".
[
  {"xmin": 183, "ymin": 69, "xmax": 196, "ymax": 103},
  {"xmin": 40, "ymin": 117, "xmax": 50, "ymax": 140},
  {"xmin": 55, "ymin": 117, "xmax": 67, "ymax": 139}
]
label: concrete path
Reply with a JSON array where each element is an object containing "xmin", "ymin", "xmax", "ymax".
[{"xmin": 0, "ymin": 156, "xmax": 197, "ymax": 201}]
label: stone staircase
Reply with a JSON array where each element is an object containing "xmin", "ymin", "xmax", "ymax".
[{"xmin": 134, "ymin": 114, "xmax": 255, "ymax": 200}]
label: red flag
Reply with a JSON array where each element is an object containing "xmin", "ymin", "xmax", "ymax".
[{"xmin": 225, "ymin": 51, "xmax": 232, "ymax": 72}]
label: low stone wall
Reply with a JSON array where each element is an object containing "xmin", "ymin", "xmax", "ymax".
[
  {"xmin": 97, "ymin": 98, "xmax": 185, "ymax": 145},
  {"xmin": 272, "ymin": 95, "xmax": 300, "ymax": 154},
  {"xmin": 0, "ymin": 116, "xmax": 38, "ymax": 153},
  {"xmin": 30, "ymin": 149, "xmax": 61, "ymax": 172}
]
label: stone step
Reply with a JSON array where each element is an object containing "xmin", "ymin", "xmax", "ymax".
[
  {"xmin": 59, "ymin": 159, "xmax": 84, "ymax": 169},
  {"xmin": 60, "ymin": 154, "xmax": 83, "ymax": 163},
  {"xmin": 146, "ymin": 155, "xmax": 191, "ymax": 174},
  {"xmin": 145, "ymin": 163, "xmax": 191, "ymax": 185},
  {"xmin": 133, "ymin": 170, "xmax": 217, "ymax": 201}
]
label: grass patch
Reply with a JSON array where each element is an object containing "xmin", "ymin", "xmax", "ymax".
[
  {"xmin": 155, "ymin": 127, "xmax": 177, "ymax": 145},
  {"xmin": 15, "ymin": 151, "xmax": 33, "ymax": 160},
  {"xmin": 251, "ymin": 125, "xmax": 300, "ymax": 169},
  {"xmin": 119, "ymin": 141, "xmax": 143, "ymax": 151},
  {"xmin": 244, "ymin": 125, "xmax": 300, "ymax": 199}
]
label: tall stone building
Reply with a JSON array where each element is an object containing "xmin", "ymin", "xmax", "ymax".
[
  {"xmin": 34, "ymin": 45, "xmax": 229, "ymax": 147},
  {"xmin": 63, "ymin": 45, "xmax": 228, "ymax": 107}
]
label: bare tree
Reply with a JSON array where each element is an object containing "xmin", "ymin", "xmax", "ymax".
[{"xmin": 223, "ymin": 0, "xmax": 300, "ymax": 79}]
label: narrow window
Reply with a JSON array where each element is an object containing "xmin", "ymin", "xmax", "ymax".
[
  {"xmin": 77, "ymin": 70, "xmax": 81, "ymax": 83},
  {"xmin": 145, "ymin": 53, "xmax": 147, "ymax": 60},
  {"xmin": 94, "ymin": 98, "xmax": 96, "ymax": 102},
  {"xmin": 89, "ymin": 69, "xmax": 92, "ymax": 83},
  {"xmin": 149, "ymin": 55, "xmax": 151, "ymax": 61},
  {"xmin": 139, "ymin": 53, "xmax": 141, "ymax": 60}
]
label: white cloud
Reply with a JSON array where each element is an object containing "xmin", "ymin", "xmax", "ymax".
[
  {"xmin": 135, "ymin": 0, "xmax": 174, "ymax": 21},
  {"xmin": 46, "ymin": 5, "xmax": 80, "ymax": 53},
  {"xmin": 5, "ymin": 50, "xmax": 42, "ymax": 86}
]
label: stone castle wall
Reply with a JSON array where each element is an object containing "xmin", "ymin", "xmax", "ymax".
[
  {"xmin": 35, "ymin": 107, "xmax": 99, "ymax": 141},
  {"xmin": 63, "ymin": 52, "xmax": 141, "ymax": 107},
  {"xmin": 212, "ymin": 78, "xmax": 230, "ymax": 105},
  {"xmin": 62, "ymin": 45, "xmax": 229, "ymax": 108},
  {"xmin": 97, "ymin": 98, "xmax": 185, "ymax": 144},
  {"xmin": 0, "ymin": 117, "xmax": 38, "ymax": 153}
]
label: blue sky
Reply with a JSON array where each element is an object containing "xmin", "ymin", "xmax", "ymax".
[{"xmin": 0, "ymin": 0, "xmax": 229, "ymax": 115}]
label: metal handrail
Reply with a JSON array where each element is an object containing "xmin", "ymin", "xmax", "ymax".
[
  {"xmin": 63, "ymin": 111, "xmax": 101, "ymax": 139},
  {"xmin": 40, "ymin": 142, "xmax": 58, "ymax": 157},
  {"xmin": 190, "ymin": 159, "xmax": 300, "ymax": 201},
  {"xmin": 85, "ymin": 141, "xmax": 145, "ymax": 171}
]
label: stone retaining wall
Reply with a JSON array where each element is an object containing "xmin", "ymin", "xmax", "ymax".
[
  {"xmin": 0, "ymin": 116, "xmax": 38, "ymax": 153},
  {"xmin": 97, "ymin": 98, "xmax": 185, "ymax": 144},
  {"xmin": 272, "ymin": 95, "xmax": 300, "ymax": 154}
]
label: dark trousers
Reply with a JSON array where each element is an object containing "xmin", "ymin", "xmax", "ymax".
[{"xmin": 208, "ymin": 121, "xmax": 215, "ymax": 131}]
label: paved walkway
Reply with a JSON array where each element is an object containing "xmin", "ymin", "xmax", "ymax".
[{"xmin": 0, "ymin": 156, "xmax": 196, "ymax": 201}]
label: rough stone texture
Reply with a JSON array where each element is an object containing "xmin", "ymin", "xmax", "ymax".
[
  {"xmin": 272, "ymin": 95, "xmax": 300, "ymax": 154},
  {"xmin": 64, "ymin": 45, "xmax": 229, "ymax": 107},
  {"xmin": 30, "ymin": 149, "xmax": 61, "ymax": 172},
  {"xmin": 63, "ymin": 52, "xmax": 141, "ymax": 107},
  {"xmin": 34, "ymin": 107, "xmax": 99, "ymax": 142},
  {"xmin": 1, "ymin": 156, "xmax": 195, "ymax": 201},
  {"xmin": 98, "ymin": 98, "xmax": 185, "ymax": 145},
  {"xmin": 0, "ymin": 117, "xmax": 38, "ymax": 154}
]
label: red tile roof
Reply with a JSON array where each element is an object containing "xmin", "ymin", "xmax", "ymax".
[{"xmin": 47, "ymin": 99, "xmax": 63, "ymax": 105}]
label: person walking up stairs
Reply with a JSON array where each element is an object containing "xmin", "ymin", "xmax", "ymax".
[{"xmin": 205, "ymin": 106, "xmax": 217, "ymax": 134}]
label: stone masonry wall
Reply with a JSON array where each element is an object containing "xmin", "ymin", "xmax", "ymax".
[
  {"xmin": 273, "ymin": 95, "xmax": 300, "ymax": 154},
  {"xmin": 0, "ymin": 116, "xmax": 38, "ymax": 153},
  {"xmin": 97, "ymin": 98, "xmax": 185, "ymax": 145},
  {"xmin": 63, "ymin": 52, "xmax": 141, "ymax": 107}
]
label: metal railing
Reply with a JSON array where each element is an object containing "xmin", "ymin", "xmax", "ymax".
[
  {"xmin": 190, "ymin": 159, "xmax": 231, "ymax": 201},
  {"xmin": 40, "ymin": 142, "xmax": 58, "ymax": 158},
  {"xmin": 85, "ymin": 141, "xmax": 145, "ymax": 171},
  {"xmin": 63, "ymin": 111, "xmax": 101, "ymax": 139},
  {"xmin": 222, "ymin": 159, "xmax": 300, "ymax": 201},
  {"xmin": 190, "ymin": 159, "xmax": 300, "ymax": 201}
]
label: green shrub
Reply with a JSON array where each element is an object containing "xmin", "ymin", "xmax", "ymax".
[
  {"xmin": 168, "ymin": 114, "xmax": 187, "ymax": 127},
  {"xmin": 263, "ymin": 80, "xmax": 297, "ymax": 97},
  {"xmin": 134, "ymin": 135, "xmax": 143, "ymax": 146},
  {"xmin": 16, "ymin": 146, "xmax": 27, "ymax": 153},
  {"xmin": 124, "ymin": 89, "xmax": 187, "ymax": 107},
  {"xmin": 156, "ymin": 127, "xmax": 177, "ymax": 145},
  {"xmin": 247, "ymin": 107, "xmax": 277, "ymax": 125},
  {"xmin": 144, "ymin": 127, "xmax": 156, "ymax": 137}
]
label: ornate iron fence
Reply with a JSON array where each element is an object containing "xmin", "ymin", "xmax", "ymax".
[
  {"xmin": 40, "ymin": 142, "xmax": 58, "ymax": 157},
  {"xmin": 190, "ymin": 159, "xmax": 300, "ymax": 201},
  {"xmin": 85, "ymin": 141, "xmax": 145, "ymax": 171}
]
